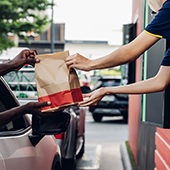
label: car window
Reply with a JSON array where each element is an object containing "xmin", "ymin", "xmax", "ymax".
[
  {"xmin": 3, "ymin": 68, "xmax": 36, "ymax": 91},
  {"xmin": 0, "ymin": 101, "xmax": 14, "ymax": 131},
  {"xmin": 102, "ymin": 80, "xmax": 120, "ymax": 87},
  {"xmin": 94, "ymin": 79, "xmax": 120, "ymax": 89},
  {"xmin": 0, "ymin": 78, "xmax": 31, "ymax": 134},
  {"xmin": 93, "ymin": 81, "xmax": 103, "ymax": 89}
]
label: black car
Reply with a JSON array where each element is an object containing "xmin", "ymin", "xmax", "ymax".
[{"xmin": 89, "ymin": 76, "xmax": 129, "ymax": 123}]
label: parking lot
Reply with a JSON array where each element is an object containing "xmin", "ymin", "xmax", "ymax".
[
  {"xmin": 77, "ymin": 111, "xmax": 128, "ymax": 170},
  {"xmin": 77, "ymin": 144, "xmax": 102, "ymax": 170}
]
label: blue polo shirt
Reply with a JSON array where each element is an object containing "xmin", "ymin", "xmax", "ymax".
[{"xmin": 145, "ymin": 0, "xmax": 170, "ymax": 66}]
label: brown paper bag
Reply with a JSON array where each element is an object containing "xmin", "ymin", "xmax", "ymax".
[{"xmin": 35, "ymin": 51, "xmax": 83, "ymax": 112}]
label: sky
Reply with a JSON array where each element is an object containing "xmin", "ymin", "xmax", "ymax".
[{"xmin": 48, "ymin": 0, "xmax": 132, "ymax": 43}]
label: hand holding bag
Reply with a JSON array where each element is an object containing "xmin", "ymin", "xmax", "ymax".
[{"xmin": 35, "ymin": 51, "xmax": 83, "ymax": 112}]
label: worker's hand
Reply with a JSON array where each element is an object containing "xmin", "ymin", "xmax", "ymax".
[
  {"xmin": 11, "ymin": 49, "xmax": 39, "ymax": 71},
  {"xmin": 25, "ymin": 101, "xmax": 52, "ymax": 117},
  {"xmin": 78, "ymin": 87, "xmax": 106, "ymax": 107},
  {"xmin": 66, "ymin": 53, "xmax": 91, "ymax": 71}
]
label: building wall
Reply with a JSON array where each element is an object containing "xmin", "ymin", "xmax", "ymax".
[
  {"xmin": 64, "ymin": 43, "xmax": 120, "ymax": 60},
  {"xmin": 128, "ymin": 0, "xmax": 144, "ymax": 166},
  {"xmin": 155, "ymin": 128, "xmax": 170, "ymax": 170},
  {"xmin": 130, "ymin": 1, "xmax": 170, "ymax": 170},
  {"xmin": 154, "ymin": 42, "xmax": 170, "ymax": 170},
  {"xmin": 8, "ymin": 23, "xmax": 65, "ymax": 54},
  {"xmin": 129, "ymin": 0, "xmax": 157, "ymax": 169}
]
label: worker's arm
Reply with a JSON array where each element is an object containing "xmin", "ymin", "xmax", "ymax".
[
  {"xmin": 66, "ymin": 31, "xmax": 160, "ymax": 71},
  {"xmin": 78, "ymin": 66, "xmax": 170, "ymax": 106}
]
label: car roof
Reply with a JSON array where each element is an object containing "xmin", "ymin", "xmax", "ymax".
[{"xmin": 98, "ymin": 75, "xmax": 121, "ymax": 81}]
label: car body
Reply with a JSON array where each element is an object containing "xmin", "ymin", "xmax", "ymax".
[
  {"xmin": 3, "ymin": 67, "xmax": 86, "ymax": 170},
  {"xmin": 89, "ymin": 76, "xmax": 129, "ymax": 123},
  {"xmin": 0, "ymin": 77, "xmax": 62, "ymax": 170},
  {"xmin": 19, "ymin": 100, "xmax": 85, "ymax": 170},
  {"xmin": 55, "ymin": 106, "xmax": 85, "ymax": 170}
]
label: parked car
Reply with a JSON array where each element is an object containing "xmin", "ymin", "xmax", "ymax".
[
  {"xmin": 4, "ymin": 67, "xmax": 86, "ymax": 170},
  {"xmin": 89, "ymin": 76, "xmax": 129, "ymax": 123},
  {"xmin": 55, "ymin": 105, "xmax": 85, "ymax": 170},
  {"xmin": 0, "ymin": 76, "xmax": 71, "ymax": 170},
  {"xmin": 19, "ymin": 100, "xmax": 85, "ymax": 170},
  {"xmin": 19, "ymin": 99, "xmax": 86, "ymax": 170}
]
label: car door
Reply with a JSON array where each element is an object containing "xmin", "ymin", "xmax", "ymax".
[{"xmin": 0, "ymin": 77, "xmax": 58, "ymax": 170}]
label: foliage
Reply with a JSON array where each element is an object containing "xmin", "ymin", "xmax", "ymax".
[
  {"xmin": 0, "ymin": 0, "xmax": 53, "ymax": 53},
  {"xmin": 99, "ymin": 68, "xmax": 121, "ymax": 76},
  {"xmin": 125, "ymin": 141, "xmax": 137, "ymax": 170}
]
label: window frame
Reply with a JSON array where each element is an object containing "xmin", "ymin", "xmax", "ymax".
[{"xmin": 0, "ymin": 77, "xmax": 31, "ymax": 137}]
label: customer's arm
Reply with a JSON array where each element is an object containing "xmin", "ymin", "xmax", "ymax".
[
  {"xmin": 78, "ymin": 66, "xmax": 170, "ymax": 106},
  {"xmin": 0, "ymin": 49, "xmax": 39, "ymax": 76},
  {"xmin": 0, "ymin": 101, "xmax": 51, "ymax": 128},
  {"xmin": 66, "ymin": 31, "xmax": 160, "ymax": 71},
  {"xmin": 0, "ymin": 49, "xmax": 47, "ymax": 128}
]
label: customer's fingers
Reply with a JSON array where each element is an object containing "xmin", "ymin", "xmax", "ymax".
[{"xmin": 34, "ymin": 101, "xmax": 51, "ymax": 108}]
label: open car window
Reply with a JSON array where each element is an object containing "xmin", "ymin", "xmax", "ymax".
[
  {"xmin": 0, "ymin": 101, "xmax": 15, "ymax": 131},
  {"xmin": 0, "ymin": 77, "xmax": 31, "ymax": 135}
]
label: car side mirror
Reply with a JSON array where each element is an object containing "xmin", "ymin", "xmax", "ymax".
[
  {"xmin": 32, "ymin": 110, "xmax": 71, "ymax": 136},
  {"xmin": 29, "ymin": 110, "xmax": 70, "ymax": 146}
]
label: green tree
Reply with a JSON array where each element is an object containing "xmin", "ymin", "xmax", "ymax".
[{"xmin": 0, "ymin": 0, "xmax": 53, "ymax": 53}]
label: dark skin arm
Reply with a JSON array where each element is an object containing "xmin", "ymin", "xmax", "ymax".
[
  {"xmin": 0, "ymin": 49, "xmax": 51, "ymax": 128},
  {"xmin": 0, "ymin": 49, "xmax": 39, "ymax": 76},
  {"xmin": 0, "ymin": 101, "xmax": 51, "ymax": 128}
]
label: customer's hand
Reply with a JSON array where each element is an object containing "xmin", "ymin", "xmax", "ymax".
[
  {"xmin": 66, "ymin": 53, "xmax": 91, "ymax": 71},
  {"xmin": 78, "ymin": 87, "xmax": 106, "ymax": 107},
  {"xmin": 25, "ymin": 101, "xmax": 52, "ymax": 117},
  {"xmin": 11, "ymin": 49, "xmax": 39, "ymax": 71}
]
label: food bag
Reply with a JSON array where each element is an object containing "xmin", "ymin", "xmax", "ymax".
[{"xmin": 35, "ymin": 51, "xmax": 83, "ymax": 112}]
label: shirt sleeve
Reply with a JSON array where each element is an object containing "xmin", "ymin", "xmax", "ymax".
[
  {"xmin": 145, "ymin": 0, "xmax": 170, "ymax": 40},
  {"xmin": 161, "ymin": 48, "xmax": 170, "ymax": 66}
]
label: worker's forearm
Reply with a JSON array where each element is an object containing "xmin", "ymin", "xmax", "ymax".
[
  {"xmin": 88, "ymin": 31, "xmax": 159, "ymax": 71},
  {"xmin": 89, "ymin": 45, "xmax": 136, "ymax": 70},
  {"xmin": 105, "ymin": 77, "xmax": 166, "ymax": 95}
]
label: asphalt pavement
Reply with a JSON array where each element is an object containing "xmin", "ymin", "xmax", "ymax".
[{"xmin": 77, "ymin": 110, "xmax": 128, "ymax": 170}]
